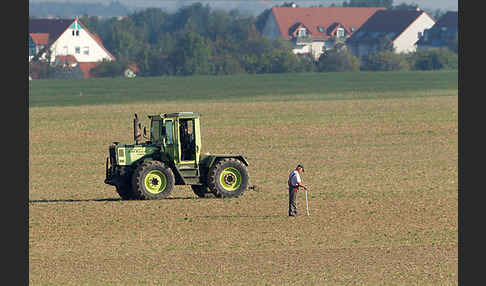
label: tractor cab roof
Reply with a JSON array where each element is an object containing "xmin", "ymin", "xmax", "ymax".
[{"xmin": 148, "ymin": 112, "xmax": 200, "ymax": 120}]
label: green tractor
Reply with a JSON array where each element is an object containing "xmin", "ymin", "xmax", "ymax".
[{"xmin": 105, "ymin": 112, "xmax": 255, "ymax": 200}]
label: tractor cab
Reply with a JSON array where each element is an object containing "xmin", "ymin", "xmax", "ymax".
[{"xmin": 147, "ymin": 112, "xmax": 201, "ymax": 170}]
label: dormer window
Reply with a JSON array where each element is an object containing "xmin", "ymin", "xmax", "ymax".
[
  {"xmin": 298, "ymin": 27, "xmax": 307, "ymax": 37},
  {"xmin": 336, "ymin": 28, "xmax": 345, "ymax": 38}
]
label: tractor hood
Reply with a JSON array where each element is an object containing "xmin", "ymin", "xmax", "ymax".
[{"xmin": 110, "ymin": 143, "xmax": 160, "ymax": 166}]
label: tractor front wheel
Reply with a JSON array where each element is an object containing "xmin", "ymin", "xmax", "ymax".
[
  {"xmin": 207, "ymin": 158, "xmax": 249, "ymax": 198},
  {"xmin": 132, "ymin": 161, "xmax": 175, "ymax": 200},
  {"xmin": 116, "ymin": 184, "xmax": 134, "ymax": 200},
  {"xmin": 115, "ymin": 167, "xmax": 134, "ymax": 200}
]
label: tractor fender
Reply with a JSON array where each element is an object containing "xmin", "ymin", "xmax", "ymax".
[{"xmin": 205, "ymin": 155, "xmax": 249, "ymax": 168}]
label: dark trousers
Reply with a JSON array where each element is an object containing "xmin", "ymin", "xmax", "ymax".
[{"xmin": 289, "ymin": 186, "xmax": 298, "ymax": 216}]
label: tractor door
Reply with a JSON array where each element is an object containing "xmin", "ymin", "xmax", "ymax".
[
  {"xmin": 178, "ymin": 118, "xmax": 200, "ymax": 164},
  {"xmin": 163, "ymin": 118, "xmax": 176, "ymax": 161}
]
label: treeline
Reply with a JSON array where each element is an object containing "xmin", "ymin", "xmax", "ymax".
[
  {"xmin": 29, "ymin": 1, "xmax": 131, "ymax": 18},
  {"xmin": 79, "ymin": 2, "xmax": 457, "ymax": 77}
]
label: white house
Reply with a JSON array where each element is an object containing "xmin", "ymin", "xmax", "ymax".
[
  {"xmin": 261, "ymin": 6, "xmax": 385, "ymax": 60},
  {"xmin": 416, "ymin": 11, "xmax": 458, "ymax": 52},
  {"xmin": 347, "ymin": 9, "xmax": 436, "ymax": 60},
  {"xmin": 29, "ymin": 18, "xmax": 115, "ymax": 78}
]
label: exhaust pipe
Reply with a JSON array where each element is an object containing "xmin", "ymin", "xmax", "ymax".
[{"xmin": 133, "ymin": 113, "xmax": 142, "ymax": 144}]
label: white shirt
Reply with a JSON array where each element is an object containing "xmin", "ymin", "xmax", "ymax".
[{"xmin": 288, "ymin": 170, "xmax": 301, "ymax": 187}]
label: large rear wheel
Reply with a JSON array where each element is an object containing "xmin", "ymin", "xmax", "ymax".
[
  {"xmin": 207, "ymin": 158, "xmax": 249, "ymax": 198},
  {"xmin": 132, "ymin": 161, "xmax": 175, "ymax": 200}
]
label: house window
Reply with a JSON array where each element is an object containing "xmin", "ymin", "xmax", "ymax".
[
  {"xmin": 298, "ymin": 28, "xmax": 307, "ymax": 37},
  {"xmin": 75, "ymin": 47, "xmax": 80, "ymax": 54},
  {"xmin": 336, "ymin": 28, "xmax": 345, "ymax": 38},
  {"xmin": 83, "ymin": 47, "xmax": 89, "ymax": 55}
]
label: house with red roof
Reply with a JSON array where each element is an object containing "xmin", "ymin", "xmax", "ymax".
[
  {"xmin": 29, "ymin": 18, "xmax": 115, "ymax": 78},
  {"xmin": 346, "ymin": 9, "xmax": 436, "ymax": 60},
  {"xmin": 261, "ymin": 6, "xmax": 386, "ymax": 60}
]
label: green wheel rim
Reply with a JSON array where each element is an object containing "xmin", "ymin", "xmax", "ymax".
[
  {"xmin": 144, "ymin": 169, "xmax": 167, "ymax": 194},
  {"xmin": 219, "ymin": 167, "xmax": 242, "ymax": 191}
]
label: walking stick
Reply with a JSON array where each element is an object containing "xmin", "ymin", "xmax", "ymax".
[{"xmin": 304, "ymin": 186, "xmax": 310, "ymax": 216}]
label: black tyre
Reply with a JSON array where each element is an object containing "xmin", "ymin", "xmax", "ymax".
[
  {"xmin": 207, "ymin": 158, "xmax": 249, "ymax": 198},
  {"xmin": 132, "ymin": 161, "xmax": 175, "ymax": 200},
  {"xmin": 115, "ymin": 167, "xmax": 135, "ymax": 200},
  {"xmin": 116, "ymin": 184, "xmax": 134, "ymax": 200},
  {"xmin": 191, "ymin": 184, "xmax": 216, "ymax": 198}
]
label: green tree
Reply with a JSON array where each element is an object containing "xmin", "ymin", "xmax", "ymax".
[
  {"xmin": 170, "ymin": 3, "xmax": 211, "ymax": 35},
  {"xmin": 211, "ymin": 54, "xmax": 245, "ymax": 75},
  {"xmin": 90, "ymin": 59, "xmax": 128, "ymax": 77},
  {"xmin": 361, "ymin": 50, "xmax": 409, "ymax": 71},
  {"xmin": 317, "ymin": 48, "xmax": 360, "ymax": 72},
  {"xmin": 103, "ymin": 17, "xmax": 144, "ymax": 61},
  {"xmin": 170, "ymin": 32, "xmax": 211, "ymax": 75},
  {"xmin": 408, "ymin": 49, "xmax": 458, "ymax": 70},
  {"xmin": 130, "ymin": 8, "xmax": 170, "ymax": 45},
  {"xmin": 377, "ymin": 35, "xmax": 395, "ymax": 52},
  {"xmin": 261, "ymin": 49, "xmax": 302, "ymax": 73}
]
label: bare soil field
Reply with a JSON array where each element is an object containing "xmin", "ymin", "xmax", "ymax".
[{"xmin": 29, "ymin": 95, "xmax": 457, "ymax": 285}]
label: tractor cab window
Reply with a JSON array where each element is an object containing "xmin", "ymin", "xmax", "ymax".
[
  {"xmin": 179, "ymin": 119, "xmax": 195, "ymax": 161},
  {"xmin": 165, "ymin": 120, "xmax": 174, "ymax": 145},
  {"xmin": 150, "ymin": 119, "xmax": 162, "ymax": 143}
]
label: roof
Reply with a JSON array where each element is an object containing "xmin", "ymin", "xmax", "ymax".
[
  {"xmin": 162, "ymin": 112, "xmax": 200, "ymax": 119},
  {"xmin": 348, "ymin": 9, "xmax": 434, "ymax": 42},
  {"xmin": 29, "ymin": 18, "xmax": 74, "ymax": 44},
  {"xmin": 87, "ymin": 29, "xmax": 115, "ymax": 60},
  {"xmin": 29, "ymin": 33, "xmax": 49, "ymax": 46},
  {"xmin": 127, "ymin": 63, "xmax": 139, "ymax": 73},
  {"xmin": 271, "ymin": 6, "xmax": 386, "ymax": 41},
  {"xmin": 415, "ymin": 11, "xmax": 457, "ymax": 46},
  {"xmin": 433, "ymin": 11, "xmax": 457, "ymax": 29}
]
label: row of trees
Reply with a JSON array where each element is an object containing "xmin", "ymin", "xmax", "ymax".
[
  {"xmin": 318, "ymin": 48, "xmax": 458, "ymax": 72},
  {"xmin": 76, "ymin": 2, "xmax": 457, "ymax": 77}
]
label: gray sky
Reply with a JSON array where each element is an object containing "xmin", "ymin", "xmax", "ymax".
[{"xmin": 29, "ymin": 0, "xmax": 459, "ymax": 14}]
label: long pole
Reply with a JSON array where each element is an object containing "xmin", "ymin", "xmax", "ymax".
[{"xmin": 305, "ymin": 189, "xmax": 310, "ymax": 216}]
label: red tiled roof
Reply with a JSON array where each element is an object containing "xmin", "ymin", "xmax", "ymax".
[
  {"xmin": 271, "ymin": 6, "xmax": 386, "ymax": 40},
  {"xmin": 127, "ymin": 63, "xmax": 139, "ymax": 73},
  {"xmin": 30, "ymin": 33, "xmax": 50, "ymax": 45},
  {"xmin": 79, "ymin": 23, "xmax": 116, "ymax": 61}
]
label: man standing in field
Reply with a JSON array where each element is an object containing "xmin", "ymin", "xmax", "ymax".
[{"xmin": 288, "ymin": 164, "xmax": 306, "ymax": 217}]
